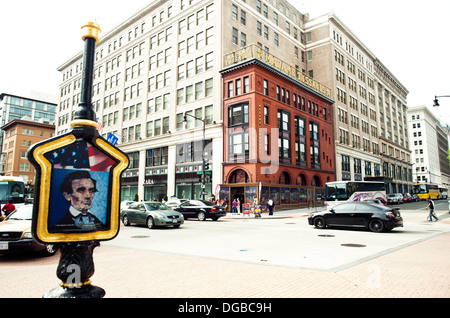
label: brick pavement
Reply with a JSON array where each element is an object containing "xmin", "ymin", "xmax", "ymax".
[{"xmin": 0, "ymin": 228, "xmax": 449, "ymax": 298}]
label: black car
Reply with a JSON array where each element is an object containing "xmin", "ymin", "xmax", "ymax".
[
  {"xmin": 173, "ymin": 200, "xmax": 226, "ymax": 221},
  {"xmin": 308, "ymin": 202, "xmax": 403, "ymax": 232}
]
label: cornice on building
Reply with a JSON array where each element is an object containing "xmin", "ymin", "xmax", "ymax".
[{"xmin": 1, "ymin": 119, "xmax": 55, "ymax": 132}]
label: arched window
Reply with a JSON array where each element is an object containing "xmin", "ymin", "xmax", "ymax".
[
  {"xmin": 296, "ymin": 174, "xmax": 307, "ymax": 186},
  {"xmin": 229, "ymin": 169, "xmax": 249, "ymax": 183},
  {"xmin": 279, "ymin": 171, "xmax": 291, "ymax": 184},
  {"xmin": 311, "ymin": 175, "xmax": 321, "ymax": 187}
]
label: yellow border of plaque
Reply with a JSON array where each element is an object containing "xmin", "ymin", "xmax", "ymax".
[{"xmin": 31, "ymin": 133, "xmax": 129, "ymax": 243}]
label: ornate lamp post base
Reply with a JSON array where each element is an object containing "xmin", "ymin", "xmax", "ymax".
[
  {"xmin": 43, "ymin": 241, "xmax": 105, "ymax": 298},
  {"xmin": 44, "ymin": 284, "xmax": 105, "ymax": 299}
]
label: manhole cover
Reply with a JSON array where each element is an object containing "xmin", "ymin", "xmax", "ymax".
[
  {"xmin": 131, "ymin": 235, "xmax": 150, "ymax": 239},
  {"xmin": 285, "ymin": 222, "xmax": 297, "ymax": 224},
  {"xmin": 318, "ymin": 234, "xmax": 335, "ymax": 237},
  {"xmin": 341, "ymin": 243, "xmax": 366, "ymax": 248}
]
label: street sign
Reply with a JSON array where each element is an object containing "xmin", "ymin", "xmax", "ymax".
[{"xmin": 107, "ymin": 133, "xmax": 119, "ymax": 146}]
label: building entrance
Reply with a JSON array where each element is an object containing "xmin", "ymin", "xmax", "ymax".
[{"xmin": 230, "ymin": 186, "xmax": 245, "ymax": 213}]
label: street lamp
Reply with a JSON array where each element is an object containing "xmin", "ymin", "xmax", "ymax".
[
  {"xmin": 183, "ymin": 113, "xmax": 208, "ymax": 200},
  {"xmin": 433, "ymin": 95, "xmax": 450, "ymax": 108}
]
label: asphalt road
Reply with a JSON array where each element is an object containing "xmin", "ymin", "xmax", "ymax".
[{"xmin": 103, "ymin": 202, "xmax": 450, "ymax": 272}]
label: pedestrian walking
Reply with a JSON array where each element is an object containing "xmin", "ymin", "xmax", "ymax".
[
  {"xmin": 425, "ymin": 197, "xmax": 439, "ymax": 222},
  {"xmin": 236, "ymin": 198, "xmax": 241, "ymax": 213},
  {"xmin": 267, "ymin": 198, "xmax": 274, "ymax": 215}
]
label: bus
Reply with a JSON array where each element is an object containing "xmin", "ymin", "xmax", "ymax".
[
  {"xmin": 439, "ymin": 187, "xmax": 448, "ymax": 199},
  {"xmin": 324, "ymin": 181, "xmax": 387, "ymax": 207},
  {"xmin": 0, "ymin": 176, "xmax": 26, "ymax": 207},
  {"xmin": 413, "ymin": 183, "xmax": 440, "ymax": 200}
]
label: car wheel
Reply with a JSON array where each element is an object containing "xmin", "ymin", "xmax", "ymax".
[
  {"xmin": 147, "ymin": 217, "xmax": 155, "ymax": 229},
  {"xmin": 122, "ymin": 215, "xmax": 130, "ymax": 226},
  {"xmin": 197, "ymin": 211, "xmax": 206, "ymax": 221},
  {"xmin": 42, "ymin": 244, "xmax": 57, "ymax": 257},
  {"xmin": 369, "ymin": 219, "xmax": 384, "ymax": 233},
  {"xmin": 173, "ymin": 224, "xmax": 181, "ymax": 228},
  {"xmin": 314, "ymin": 217, "xmax": 326, "ymax": 229}
]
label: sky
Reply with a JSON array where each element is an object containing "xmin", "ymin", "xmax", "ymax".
[{"xmin": 1, "ymin": 0, "xmax": 449, "ymax": 122}]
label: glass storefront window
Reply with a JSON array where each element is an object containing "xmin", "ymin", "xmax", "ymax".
[
  {"xmin": 121, "ymin": 186, "xmax": 138, "ymax": 201},
  {"xmin": 144, "ymin": 185, "xmax": 166, "ymax": 201}
]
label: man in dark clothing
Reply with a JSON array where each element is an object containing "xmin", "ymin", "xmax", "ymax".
[{"xmin": 426, "ymin": 197, "xmax": 439, "ymax": 222}]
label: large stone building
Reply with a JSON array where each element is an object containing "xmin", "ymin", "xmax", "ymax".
[
  {"xmin": 407, "ymin": 105, "xmax": 450, "ymax": 191},
  {"xmin": 55, "ymin": 0, "xmax": 412, "ymax": 203},
  {"xmin": 303, "ymin": 13, "xmax": 412, "ymax": 194}
]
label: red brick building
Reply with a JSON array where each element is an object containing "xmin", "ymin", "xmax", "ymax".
[{"xmin": 220, "ymin": 46, "xmax": 335, "ymax": 210}]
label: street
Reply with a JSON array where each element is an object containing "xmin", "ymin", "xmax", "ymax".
[
  {"xmin": 0, "ymin": 200, "xmax": 449, "ymax": 299},
  {"xmin": 104, "ymin": 201, "xmax": 450, "ymax": 271}
]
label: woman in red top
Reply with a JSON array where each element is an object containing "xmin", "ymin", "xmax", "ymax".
[{"xmin": 2, "ymin": 201, "xmax": 16, "ymax": 216}]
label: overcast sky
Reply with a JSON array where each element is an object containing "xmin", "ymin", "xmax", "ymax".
[{"xmin": 1, "ymin": 0, "xmax": 449, "ymax": 121}]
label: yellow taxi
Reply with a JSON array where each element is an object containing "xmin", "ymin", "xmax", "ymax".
[{"xmin": 0, "ymin": 205, "xmax": 57, "ymax": 256}]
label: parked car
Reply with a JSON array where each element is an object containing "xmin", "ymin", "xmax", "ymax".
[
  {"xmin": 173, "ymin": 200, "xmax": 227, "ymax": 221},
  {"xmin": 387, "ymin": 193, "xmax": 403, "ymax": 204},
  {"xmin": 402, "ymin": 193, "xmax": 413, "ymax": 203},
  {"xmin": 164, "ymin": 198, "xmax": 187, "ymax": 209},
  {"xmin": 412, "ymin": 194, "xmax": 420, "ymax": 202},
  {"xmin": 121, "ymin": 202, "xmax": 184, "ymax": 229},
  {"xmin": 120, "ymin": 200, "xmax": 135, "ymax": 211},
  {"xmin": 308, "ymin": 201, "xmax": 403, "ymax": 232},
  {"xmin": 0, "ymin": 205, "xmax": 57, "ymax": 256}
]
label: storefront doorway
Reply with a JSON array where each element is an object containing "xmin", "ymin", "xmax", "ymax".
[{"xmin": 230, "ymin": 186, "xmax": 245, "ymax": 212}]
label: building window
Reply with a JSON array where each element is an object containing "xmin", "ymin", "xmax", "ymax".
[
  {"xmin": 243, "ymin": 76, "xmax": 249, "ymax": 93},
  {"xmin": 278, "ymin": 110, "xmax": 290, "ymax": 161},
  {"xmin": 295, "ymin": 116, "xmax": 306, "ymax": 164},
  {"xmin": 310, "ymin": 122, "xmax": 320, "ymax": 167},
  {"xmin": 228, "ymin": 102, "xmax": 249, "ymax": 160},
  {"xmin": 264, "ymin": 106, "xmax": 269, "ymax": 124},
  {"xmin": 229, "ymin": 102, "xmax": 249, "ymax": 126},
  {"xmin": 229, "ymin": 128, "xmax": 249, "ymax": 159},
  {"xmin": 232, "ymin": 28, "xmax": 238, "ymax": 45},
  {"xmin": 342, "ymin": 155, "xmax": 350, "ymax": 172},
  {"xmin": 146, "ymin": 147, "xmax": 168, "ymax": 166},
  {"xmin": 128, "ymin": 151, "xmax": 140, "ymax": 169}
]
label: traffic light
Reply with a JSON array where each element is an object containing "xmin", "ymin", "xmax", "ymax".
[
  {"xmin": 204, "ymin": 160, "xmax": 210, "ymax": 171},
  {"xmin": 199, "ymin": 174, "xmax": 204, "ymax": 183}
]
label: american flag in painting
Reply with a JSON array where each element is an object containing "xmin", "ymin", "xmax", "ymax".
[
  {"xmin": 87, "ymin": 143, "xmax": 116, "ymax": 172},
  {"xmin": 47, "ymin": 141, "xmax": 116, "ymax": 172}
]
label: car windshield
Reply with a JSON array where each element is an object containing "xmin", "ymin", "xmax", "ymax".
[
  {"xmin": 145, "ymin": 203, "xmax": 170, "ymax": 211},
  {"xmin": 6, "ymin": 206, "xmax": 33, "ymax": 220}
]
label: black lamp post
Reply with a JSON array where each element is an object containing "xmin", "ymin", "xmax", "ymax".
[
  {"xmin": 183, "ymin": 113, "xmax": 208, "ymax": 200},
  {"xmin": 28, "ymin": 22, "xmax": 128, "ymax": 298}
]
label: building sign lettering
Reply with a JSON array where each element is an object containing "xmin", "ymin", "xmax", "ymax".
[{"xmin": 224, "ymin": 44, "xmax": 331, "ymax": 99}]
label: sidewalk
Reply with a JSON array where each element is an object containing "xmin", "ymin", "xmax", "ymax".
[{"xmin": 1, "ymin": 209, "xmax": 449, "ymax": 298}]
